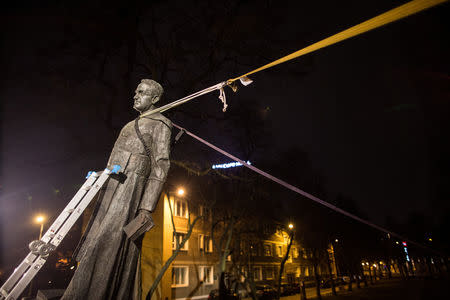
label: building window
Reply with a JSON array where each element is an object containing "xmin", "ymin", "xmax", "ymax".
[
  {"xmin": 302, "ymin": 248, "xmax": 308, "ymax": 259},
  {"xmin": 173, "ymin": 198, "xmax": 188, "ymax": 218},
  {"xmin": 200, "ymin": 266, "xmax": 214, "ymax": 284},
  {"xmin": 239, "ymin": 240, "xmax": 245, "ymax": 255},
  {"xmin": 253, "ymin": 266, "xmax": 262, "ymax": 281},
  {"xmin": 173, "ymin": 232, "xmax": 189, "ymax": 251},
  {"xmin": 264, "ymin": 244, "xmax": 272, "ymax": 256},
  {"xmin": 277, "ymin": 245, "xmax": 283, "ymax": 257},
  {"xmin": 296, "ymin": 267, "xmax": 301, "ymax": 277},
  {"xmin": 250, "ymin": 243, "xmax": 258, "ymax": 256},
  {"xmin": 172, "ymin": 266, "xmax": 189, "ymax": 287},
  {"xmin": 264, "ymin": 267, "xmax": 274, "ymax": 280},
  {"xmin": 199, "ymin": 234, "xmax": 213, "ymax": 253},
  {"xmin": 199, "ymin": 205, "xmax": 211, "ymax": 219}
]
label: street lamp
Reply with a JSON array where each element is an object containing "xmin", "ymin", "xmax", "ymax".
[
  {"xmin": 35, "ymin": 214, "xmax": 46, "ymax": 240},
  {"xmin": 288, "ymin": 223, "xmax": 294, "ymax": 230},
  {"xmin": 177, "ymin": 188, "xmax": 185, "ymax": 196}
]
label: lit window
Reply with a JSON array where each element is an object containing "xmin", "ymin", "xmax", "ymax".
[
  {"xmin": 199, "ymin": 234, "xmax": 213, "ymax": 253},
  {"xmin": 253, "ymin": 266, "xmax": 262, "ymax": 281},
  {"xmin": 264, "ymin": 244, "xmax": 272, "ymax": 256},
  {"xmin": 173, "ymin": 199, "xmax": 188, "ymax": 218},
  {"xmin": 250, "ymin": 243, "xmax": 258, "ymax": 256},
  {"xmin": 264, "ymin": 267, "xmax": 274, "ymax": 280},
  {"xmin": 173, "ymin": 232, "xmax": 189, "ymax": 251},
  {"xmin": 200, "ymin": 266, "xmax": 214, "ymax": 284},
  {"xmin": 172, "ymin": 266, "xmax": 189, "ymax": 287},
  {"xmin": 296, "ymin": 267, "xmax": 301, "ymax": 277},
  {"xmin": 277, "ymin": 245, "xmax": 283, "ymax": 257}
]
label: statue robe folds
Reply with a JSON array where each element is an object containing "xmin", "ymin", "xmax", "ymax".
[{"xmin": 62, "ymin": 113, "xmax": 172, "ymax": 300}]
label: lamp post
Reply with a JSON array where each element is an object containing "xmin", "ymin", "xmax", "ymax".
[
  {"xmin": 35, "ymin": 215, "xmax": 45, "ymax": 240},
  {"xmin": 28, "ymin": 214, "xmax": 45, "ymax": 297}
]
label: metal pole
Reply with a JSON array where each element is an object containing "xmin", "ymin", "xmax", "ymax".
[
  {"xmin": 28, "ymin": 223, "xmax": 44, "ymax": 297},
  {"xmin": 39, "ymin": 223, "xmax": 44, "ymax": 240}
]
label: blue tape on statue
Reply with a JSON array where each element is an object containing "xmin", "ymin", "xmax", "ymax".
[
  {"xmin": 112, "ymin": 165, "xmax": 121, "ymax": 174},
  {"xmin": 86, "ymin": 171, "xmax": 93, "ymax": 179}
]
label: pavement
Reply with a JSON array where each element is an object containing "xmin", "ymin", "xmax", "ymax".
[{"xmin": 279, "ymin": 277, "xmax": 450, "ymax": 300}]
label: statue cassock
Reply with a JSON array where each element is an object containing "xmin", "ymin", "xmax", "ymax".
[{"xmin": 62, "ymin": 79, "xmax": 171, "ymax": 300}]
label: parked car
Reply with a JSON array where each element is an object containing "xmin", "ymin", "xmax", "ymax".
[
  {"xmin": 255, "ymin": 285, "xmax": 277, "ymax": 300},
  {"xmin": 289, "ymin": 283, "xmax": 301, "ymax": 293},
  {"xmin": 320, "ymin": 277, "xmax": 345, "ymax": 288},
  {"xmin": 280, "ymin": 283, "xmax": 296, "ymax": 296},
  {"xmin": 208, "ymin": 288, "xmax": 240, "ymax": 300}
]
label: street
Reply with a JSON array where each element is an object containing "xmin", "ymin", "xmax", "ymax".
[{"xmin": 278, "ymin": 277, "xmax": 450, "ymax": 300}]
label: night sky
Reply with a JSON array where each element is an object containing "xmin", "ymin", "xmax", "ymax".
[{"xmin": 1, "ymin": 0, "xmax": 449, "ymax": 272}]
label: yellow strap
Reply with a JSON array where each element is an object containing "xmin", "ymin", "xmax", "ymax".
[{"xmin": 228, "ymin": 0, "xmax": 447, "ymax": 83}]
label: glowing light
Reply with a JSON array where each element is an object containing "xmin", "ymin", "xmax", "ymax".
[
  {"xmin": 402, "ymin": 242, "xmax": 410, "ymax": 262},
  {"xmin": 361, "ymin": 263, "xmax": 365, "ymax": 266},
  {"xmin": 288, "ymin": 224, "xmax": 294, "ymax": 230},
  {"xmin": 335, "ymin": 239, "xmax": 338, "ymax": 243},
  {"xmin": 366, "ymin": 263, "xmax": 369, "ymax": 266},
  {"xmin": 177, "ymin": 188, "xmax": 185, "ymax": 196},
  {"xmin": 428, "ymin": 238, "xmax": 432, "ymax": 242},
  {"xmin": 35, "ymin": 215, "xmax": 45, "ymax": 224},
  {"xmin": 373, "ymin": 264, "xmax": 377, "ymax": 268},
  {"xmin": 70, "ymin": 266, "xmax": 75, "ymax": 270},
  {"xmin": 212, "ymin": 161, "xmax": 251, "ymax": 169},
  {"xmin": 396, "ymin": 241, "xmax": 399, "ymax": 244}
]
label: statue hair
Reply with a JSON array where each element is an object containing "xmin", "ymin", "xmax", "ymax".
[{"xmin": 141, "ymin": 79, "xmax": 164, "ymax": 100}]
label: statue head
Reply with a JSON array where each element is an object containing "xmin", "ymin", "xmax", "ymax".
[{"xmin": 133, "ymin": 79, "xmax": 164, "ymax": 113}]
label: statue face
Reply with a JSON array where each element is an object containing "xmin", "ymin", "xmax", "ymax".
[{"xmin": 133, "ymin": 83, "xmax": 157, "ymax": 112}]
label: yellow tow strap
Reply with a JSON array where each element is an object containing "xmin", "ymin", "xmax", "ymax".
[{"xmin": 227, "ymin": 0, "xmax": 447, "ymax": 84}]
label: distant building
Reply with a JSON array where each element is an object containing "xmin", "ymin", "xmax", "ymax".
[{"xmin": 140, "ymin": 191, "xmax": 337, "ymax": 300}]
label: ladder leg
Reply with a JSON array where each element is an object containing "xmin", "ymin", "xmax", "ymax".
[{"xmin": 0, "ymin": 166, "xmax": 121, "ymax": 300}]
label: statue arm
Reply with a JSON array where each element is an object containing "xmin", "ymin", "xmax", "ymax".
[{"xmin": 139, "ymin": 121, "xmax": 172, "ymax": 212}]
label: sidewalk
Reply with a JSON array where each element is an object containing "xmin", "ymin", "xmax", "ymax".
[{"xmin": 281, "ymin": 277, "xmax": 449, "ymax": 300}]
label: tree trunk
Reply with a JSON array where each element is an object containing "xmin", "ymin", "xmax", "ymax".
[
  {"xmin": 355, "ymin": 271, "xmax": 361, "ymax": 289},
  {"xmin": 425, "ymin": 257, "xmax": 433, "ymax": 277},
  {"xmin": 219, "ymin": 272, "xmax": 226, "ymax": 300},
  {"xmin": 368, "ymin": 265, "xmax": 374, "ymax": 285},
  {"xmin": 315, "ymin": 270, "xmax": 322, "ymax": 300},
  {"xmin": 347, "ymin": 272, "xmax": 353, "ymax": 291},
  {"xmin": 276, "ymin": 232, "xmax": 294, "ymax": 300},
  {"xmin": 325, "ymin": 253, "xmax": 337, "ymax": 295},
  {"xmin": 360, "ymin": 265, "xmax": 368, "ymax": 287},
  {"xmin": 300, "ymin": 280, "xmax": 307, "ymax": 300},
  {"xmin": 386, "ymin": 259, "xmax": 392, "ymax": 279}
]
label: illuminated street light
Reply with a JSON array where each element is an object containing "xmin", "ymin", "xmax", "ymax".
[
  {"xmin": 177, "ymin": 188, "xmax": 185, "ymax": 196},
  {"xmin": 335, "ymin": 239, "xmax": 339, "ymax": 243},
  {"xmin": 35, "ymin": 215, "xmax": 45, "ymax": 224},
  {"xmin": 396, "ymin": 241, "xmax": 399, "ymax": 244},
  {"xmin": 373, "ymin": 264, "xmax": 377, "ymax": 268},
  {"xmin": 288, "ymin": 223, "xmax": 294, "ymax": 230},
  {"xmin": 34, "ymin": 214, "xmax": 46, "ymax": 240},
  {"xmin": 428, "ymin": 238, "xmax": 432, "ymax": 242}
]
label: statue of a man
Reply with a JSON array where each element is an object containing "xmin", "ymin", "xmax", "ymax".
[{"xmin": 61, "ymin": 79, "xmax": 172, "ymax": 300}]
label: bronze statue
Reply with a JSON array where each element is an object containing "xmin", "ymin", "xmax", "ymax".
[{"xmin": 61, "ymin": 79, "xmax": 172, "ymax": 300}]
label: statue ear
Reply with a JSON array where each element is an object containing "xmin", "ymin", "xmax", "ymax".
[{"xmin": 152, "ymin": 95, "xmax": 160, "ymax": 104}]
